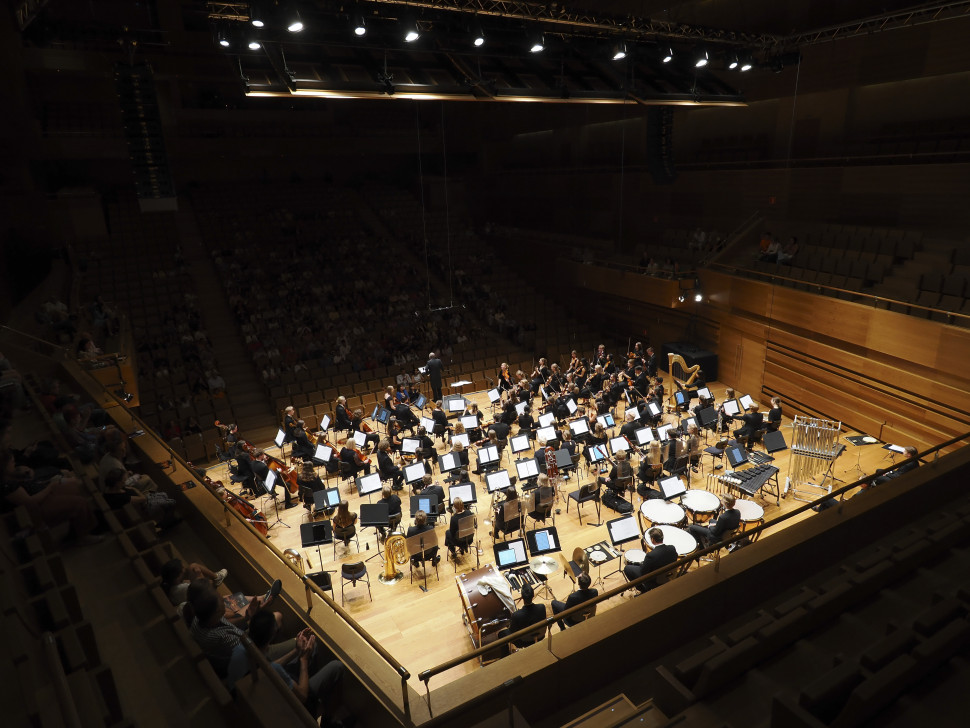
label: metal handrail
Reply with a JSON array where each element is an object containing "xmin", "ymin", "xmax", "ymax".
[{"xmin": 417, "ymin": 431, "xmax": 970, "ymax": 689}]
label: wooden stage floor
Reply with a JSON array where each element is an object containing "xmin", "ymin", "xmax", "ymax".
[{"xmin": 205, "ymin": 380, "xmax": 907, "ymax": 689}]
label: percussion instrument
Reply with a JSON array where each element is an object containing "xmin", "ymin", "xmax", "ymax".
[
  {"xmin": 639, "ymin": 500, "xmax": 687, "ymax": 528},
  {"xmin": 715, "ymin": 463, "xmax": 779, "ymax": 498},
  {"xmin": 646, "ymin": 525, "xmax": 697, "ymax": 558},
  {"xmin": 681, "ymin": 489, "xmax": 721, "ymax": 524},
  {"xmin": 734, "ymin": 498, "xmax": 765, "ymax": 538},
  {"xmin": 529, "ymin": 556, "xmax": 558, "ymax": 576},
  {"xmin": 623, "ymin": 548, "xmax": 646, "ymax": 567}
]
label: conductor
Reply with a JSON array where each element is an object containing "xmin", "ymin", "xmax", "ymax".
[{"xmin": 426, "ymin": 352, "xmax": 443, "ymax": 402}]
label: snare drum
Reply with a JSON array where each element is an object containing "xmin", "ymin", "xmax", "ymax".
[
  {"xmin": 639, "ymin": 500, "xmax": 687, "ymax": 528},
  {"xmin": 735, "ymin": 498, "xmax": 765, "ymax": 539},
  {"xmin": 624, "ymin": 548, "xmax": 646, "ymax": 567},
  {"xmin": 680, "ymin": 489, "xmax": 721, "ymax": 524}
]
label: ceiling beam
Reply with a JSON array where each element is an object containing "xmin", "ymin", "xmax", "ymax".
[{"xmin": 13, "ymin": 0, "xmax": 51, "ymax": 31}]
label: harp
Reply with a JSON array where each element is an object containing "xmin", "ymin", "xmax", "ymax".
[{"xmin": 667, "ymin": 353, "xmax": 701, "ymax": 388}]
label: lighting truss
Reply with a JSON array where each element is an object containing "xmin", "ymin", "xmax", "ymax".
[{"xmin": 773, "ymin": 0, "xmax": 970, "ymax": 48}]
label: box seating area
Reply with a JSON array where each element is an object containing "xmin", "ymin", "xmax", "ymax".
[{"xmin": 2, "ymin": 370, "xmax": 323, "ymax": 726}]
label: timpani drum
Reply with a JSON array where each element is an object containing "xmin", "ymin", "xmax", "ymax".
[
  {"xmin": 735, "ymin": 498, "xmax": 765, "ymax": 539},
  {"xmin": 680, "ymin": 489, "xmax": 721, "ymax": 524},
  {"xmin": 647, "ymin": 525, "xmax": 698, "ymax": 559},
  {"xmin": 639, "ymin": 500, "xmax": 687, "ymax": 528}
]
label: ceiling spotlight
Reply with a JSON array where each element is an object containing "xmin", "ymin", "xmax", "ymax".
[
  {"xmin": 678, "ymin": 294, "xmax": 686, "ymax": 303},
  {"xmin": 250, "ymin": 2, "xmax": 264, "ymax": 28},
  {"xmin": 404, "ymin": 20, "xmax": 420, "ymax": 43},
  {"xmin": 287, "ymin": 15, "xmax": 304, "ymax": 33},
  {"xmin": 248, "ymin": 40, "xmax": 261, "ymax": 50},
  {"xmin": 694, "ymin": 292, "xmax": 703, "ymax": 302},
  {"xmin": 741, "ymin": 60, "xmax": 753, "ymax": 72},
  {"xmin": 695, "ymin": 50, "xmax": 709, "ymax": 68},
  {"xmin": 728, "ymin": 55, "xmax": 739, "ymax": 70},
  {"xmin": 662, "ymin": 47, "xmax": 673, "ymax": 63},
  {"xmin": 353, "ymin": 15, "xmax": 366, "ymax": 37},
  {"xmin": 613, "ymin": 43, "xmax": 627, "ymax": 61},
  {"xmin": 474, "ymin": 34, "xmax": 485, "ymax": 47},
  {"xmin": 530, "ymin": 35, "xmax": 545, "ymax": 53},
  {"xmin": 217, "ymin": 30, "xmax": 230, "ymax": 48}
]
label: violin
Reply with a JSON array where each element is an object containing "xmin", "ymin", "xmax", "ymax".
[{"xmin": 224, "ymin": 492, "xmax": 269, "ymax": 536}]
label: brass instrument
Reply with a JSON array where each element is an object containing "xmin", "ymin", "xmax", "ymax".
[
  {"xmin": 283, "ymin": 548, "xmax": 305, "ymax": 575},
  {"xmin": 380, "ymin": 534, "xmax": 408, "ymax": 584}
]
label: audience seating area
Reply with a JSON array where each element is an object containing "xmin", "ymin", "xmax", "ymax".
[
  {"xmin": 652, "ymin": 495, "xmax": 970, "ymax": 728},
  {"xmin": 743, "ymin": 222, "xmax": 970, "ymax": 325}
]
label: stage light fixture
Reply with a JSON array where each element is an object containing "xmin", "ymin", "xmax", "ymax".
[
  {"xmin": 612, "ymin": 43, "xmax": 627, "ymax": 60},
  {"xmin": 695, "ymin": 50, "xmax": 709, "ymax": 68},
  {"xmin": 250, "ymin": 2, "xmax": 264, "ymax": 28},
  {"xmin": 678, "ymin": 294, "xmax": 686, "ymax": 303},
  {"xmin": 728, "ymin": 55, "xmax": 739, "ymax": 70},
  {"xmin": 287, "ymin": 11, "xmax": 304, "ymax": 33},
  {"xmin": 662, "ymin": 47, "xmax": 673, "ymax": 63},
  {"xmin": 248, "ymin": 40, "xmax": 261, "ymax": 50},
  {"xmin": 473, "ymin": 26, "xmax": 485, "ymax": 47},
  {"xmin": 218, "ymin": 30, "xmax": 230, "ymax": 48},
  {"xmin": 404, "ymin": 20, "xmax": 420, "ymax": 43},
  {"xmin": 353, "ymin": 15, "xmax": 366, "ymax": 36},
  {"xmin": 530, "ymin": 35, "xmax": 545, "ymax": 53},
  {"xmin": 741, "ymin": 60, "xmax": 753, "ymax": 72},
  {"xmin": 694, "ymin": 292, "xmax": 703, "ymax": 302}
]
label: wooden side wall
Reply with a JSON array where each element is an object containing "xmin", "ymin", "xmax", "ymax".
[{"xmin": 557, "ymin": 262, "xmax": 970, "ymax": 449}]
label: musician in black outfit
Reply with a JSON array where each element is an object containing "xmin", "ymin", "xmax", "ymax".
[
  {"xmin": 645, "ymin": 347, "xmax": 658, "ymax": 378},
  {"xmin": 414, "ymin": 426, "xmax": 437, "ymax": 467},
  {"xmin": 530, "ymin": 358, "xmax": 551, "ymax": 396},
  {"xmin": 492, "ymin": 487, "xmax": 523, "ymax": 539},
  {"xmin": 377, "ymin": 484, "xmax": 402, "ymax": 536},
  {"xmin": 733, "ymin": 402, "xmax": 764, "ymax": 443},
  {"xmin": 232, "ymin": 449, "xmax": 256, "ymax": 497},
  {"xmin": 290, "ymin": 421, "xmax": 315, "ymax": 462},
  {"xmin": 282, "ymin": 406, "xmax": 297, "ymax": 443},
  {"xmin": 489, "ymin": 419, "xmax": 512, "ymax": 442},
  {"xmin": 377, "ymin": 440, "xmax": 404, "ymax": 490},
  {"xmin": 551, "ymin": 573, "xmax": 598, "ymax": 631},
  {"xmin": 598, "ymin": 449, "xmax": 633, "ymax": 498},
  {"xmin": 497, "ymin": 363, "xmax": 514, "ymax": 393},
  {"xmin": 445, "ymin": 497, "xmax": 474, "ymax": 558},
  {"xmin": 619, "ymin": 412, "xmax": 639, "ymax": 440},
  {"xmin": 296, "ymin": 462, "xmax": 327, "ymax": 513},
  {"xmin": 426, "ymin": 352, "xmax": 444, "ymax": 402},
  {"xmin": 334, "ymin": 397, "xmax": 353, "ymax": 432},
  {"xmin": 251, "ymin": 449, "xmax": 294, "ymax": 509},
  {"xmin": 339, "ymin": 445, "xmax": 371, "ymax": 477},
  {"xmin": 406, "ymin": 510, "xmax": 439, "ymax": 566},
  {"xmin": 393, "ymin": 401, "xmax": 419, "ymax": 432},
  {"xmin": 350, "ymin": 408, "xmax": 380, "ymax": 448},
  {"xmin": 497, "ymin": 584, "xmax": 547, "ymax": 650},
  {"xmin": 623, "ymin": 528, "xmax": 678, "ymax": 592},
  {"xmin": 766, "ymin": 397, "xmax": 783, "ymax": 432},
  {"xmin": 687, "ymin": 493, "xmax": 741, "ymax": 547},
  {"xmin": 517, "ymin": 406, "xmax": 535, "ymax": 437}
]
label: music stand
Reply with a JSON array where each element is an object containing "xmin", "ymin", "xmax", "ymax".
[
  {"xmin": 510, "ymin": 434, "xmax": 531, "ymax": 454},
  {"xmin": 440, "ymin": 451, "xmax": 464, "ymax": 484},
  {"xmin": 312, "ymin": 487, "xmax": 340, "ymax": 517},
  {"xmin": 262, "ymin": 470, "xmax": 291, "ymax": 530},
  {"xmin": 355, "ymin": 472, "xmax": 383, "ymax": 502},
  {"xmin": 597, "ymin": 413, "xmax": 615, "ymax": 429},
  {"xmin": 515, "ymin": 401, "xmax": 528, "ymax": 417},
  {"xmin": 448, "ymin": 481, "xmax": 477, "ymax": 509},
  {"xmin": 403, "ymin": 461, "xmax": 427, "ymax": 489},
  {"xmin": 412, "ymin": 393, "xmax": 428, "ymax": 410},
  {"xmin": 515, "ymin": 458, "xmax": 540, "ymax": 489},
  {"xmin": 493, "ymin": 538, "xmax": 529, "ymax": 570},
  {"xmin": 274, "ymin": 428, "xmax": 287, "ymax": 463},
  {"xmin": 360, "ymin": 503, "xmax": 390, "ymax": 563},
  {"xmin": 725, "ymin": 444, "xmax": 749, "ymax": 469},
  {"xmin": 299, "ymin": 521, "xmax": 333, "ymax": 566},
  {"xmin": 485, "ymin": 469, "xmax": 513, "ymax": 495},
  {"xmin": 764, "ymin": 430, "xmax": 787, "ymax": 454},
  {"xmin": 406, "ymin": 530, "xmax": 439, "ymax": 590},
  {"xmin": 478, "ymin": 444, "xmax": 500, "ymax": 473},
  {"xmin": 605, "ymin": 515, "xmax": 640, "ymax": 579},
  {"xmin": 420, "ymin": 416, "xmax": 435, "ymax": 432},
  {"xmin": 659, "ymin": 476, "xmax": 687, "ymax": 501}
]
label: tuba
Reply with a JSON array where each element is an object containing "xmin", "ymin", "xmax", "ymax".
[{"xmin": 380, "ymin": 534, "xmax": 408, "ymax": 584}]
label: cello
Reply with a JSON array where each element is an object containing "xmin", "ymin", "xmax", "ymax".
[{"xmin": 224, "ymin": 491, "xmax": 269, "ymax": 536}]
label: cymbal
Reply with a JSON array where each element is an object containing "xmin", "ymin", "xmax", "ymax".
[{"xmin": 530, "ymin": 556, "xmax": 558, "ymax": 575}]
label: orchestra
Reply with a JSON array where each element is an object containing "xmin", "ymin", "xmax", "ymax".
[{"xmin": 204, "ymin": 337, "xmax": 823, "ymax": 643}]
